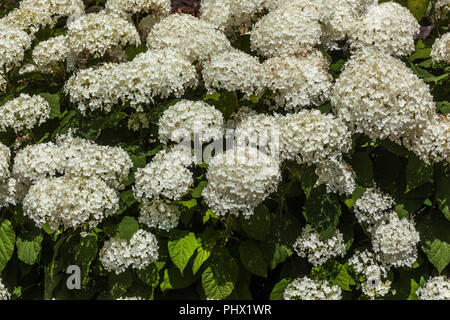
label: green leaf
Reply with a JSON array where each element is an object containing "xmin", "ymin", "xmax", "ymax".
[
  {"xmin": 270, "ymin": 278, "xmax": 291, "ymax": 300},
  {"xmin": 117, "ymin": 190, "xmax": 137, "ymax": 215},
  {"xmin": 351, "ymin": 152, "xmax": 374, "ymax": 187},
  {"xmin": 239, "ymin": 240, "xmax": 268, "ymax": 278},
  {"xmin": 201, "ymin": 248, "xmax": 239, "ymax": 300},
  {"xmin": 160, "ymin": 265, "xmax": 195, "ymax": 291},
  {"xmin": 168, "ymin": 230, "xmax": 198, "ymax": 274},
  {"xmin": 136, "ymin": 263, "xmax": 160, "ymax": 288},
  {"xmin": 405, "ymin": 154, "xmax": 433, "ymax": 193},
  {"xmin": 179, "ymin": 199, "xmax": 197, "ymax": 209},
  {"xmin": 417, "ymin": 210, "xmax": 450, "ymax": 273},
  {"xmin": 407, "ymin": 0, "xmax": 429, "ymax": 20},
  {"xmin": 117, "ymin": 216, "xmax": 139, "ymax": 241},
  {"xmin": 73, "ymin": 235, "xmax": 98, "ymax": 287},
  {"xmin": 192, "ymin": 228, "xmax": 219, "ymax": 274},
  {"xmin": 239, "ymin": 204, "xmax": 271, "ymax": 241},
  {"xmin": 0, "ymin": 219, "xmax": 15, "ymax": 272},
  {"xmin": 303, "ymin": 185, "xmax": 342, "ymax": 239},
  {"xmin": 39, "ymin": 93, "xmax": 60, "ymax": 119},
  {"xmin": 191, "ymin": 181, "xmax": 207, "ymax": 198},
  {"xmin": 436, "ymin": 174, "xmax": 450, "ymax": 221},
  {"xmin": 109, "ymin": 270, "xmax": 133, "ymax": 298},
  {"xmin": 436, "ymin": 101, "xmax": 450, "ymax": 114},
  {"xmin": 16, "ymin": 234, "xmax": 43, "ymax": 265},
  {"xmin": 204, "ymin": 91, "xmax": 239, "ymax": 121}
]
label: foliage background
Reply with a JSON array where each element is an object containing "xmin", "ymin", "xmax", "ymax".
[{"xmin": 0, "ymin": 0, "xmax": 449, "ymax": 300}]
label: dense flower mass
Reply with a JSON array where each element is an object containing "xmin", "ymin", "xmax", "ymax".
[
  {"xmin": 278, "ymin": 110, "xmax": 352, "ymax": 165},
  {"xmin": 0, "ymin": 23, "xmax": 32, "ymax": 70},
  {"xmin": 331, "ymin": 51, "xmax": 435, "ymax": 145},
  {"xmin": 139, "ymin": 199, "xmax": 181, "ymax": 231},
  {"xmin": 371, "ymin": 212, "xmax": 420, "ymax": 268},
  {"xmin": 65, "ymin": 48, "xmax": 198, "ymax": 113},
  {"xmin": 284, "ymin": 277, "xmax": 342, "ymax": 300},
  {"xmin": 32, "ymin": 35, "xmax": 70, "ymax": 68},
  {"xmin": 263, "ymin": 51, "xmax": 333, "ymax": 111},
  {"xmin": 410, "ymin": 115, "xmax": 450, "ymax": 163},
  {"xmin": 22, "ymin": 175, "xmax": 119, "ymax": 230},
  {"xmin": 0, "ymin": 94, "xmax": 50, "ymax": 133},
  {"xmin": 202, "ymin": 146, "xmax": 280, "ymax": 216},
  {"xmin": 353, "ymin": 188, "xmax": 395, "ymax": 231},
  {"xmin": 146, "ymin": 14, "xmax": 232, "ymax": 63},
  {"xmin": 0, "ymin": 143, "xmax": 10, "ymax": 182},
  {"xmin": 250, "ymin": 1, "xmax": 322, "ymax": 57},
  {"xmin": 348, "ymin": 250, "xmax": 391, "ymax": 299},
  {"xmin": 416, "ymin": 276, "xmax": 450, "ymax": 300},
  {"xmin": 202, "ymin": 50, "xmax": 265, "ymax": 97},
  {"xmin": 293, "ymin": 225, "xmax": 346, "ymax": 266},
  {"xmin": 105, "ymin": 0, "xmax": 171, "ymax": 18},
  {"xmin": 350, "ymin": 2, "xmax": 419, "ymax": 56},
  {"xmin": 158, "ymin": 100, "xmax": 224, "ymax": 144},
  {"xmin": 99, "ymin": 229, "xmax": 159, "ymax": 274},
  {"xmin": 431, "ymin": 32, "xmax": 450, "ymax": 63},
  {"xmin": 314, "ymin": 159, "xmax": 356, "ymax": 196}
]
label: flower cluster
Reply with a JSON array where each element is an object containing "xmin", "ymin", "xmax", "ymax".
[
  {"xmin": 202, "ymin": 146, "xmax": 280, "ymax": 216},
  {"xmin": 371, "ymin": 212, "xmax": 420, "ymax": 268},
  {"xmin": 353, "ymin": 188, "xmax": 395, "ymax": 231},
  {"xmin": 431, "ymin": 32, "xmax": 450, "ymax": 64},
  {"xmin": 146, "ymin": 14, "xmax": 232, "ymax": 63},
  {"xmin": 314, "ymin": 159, "xmax": 356, "ymax": 196},
  {"xmin": 284, "ymin": 276, "xmax": 342, "ymax": 300},
  {"xmin": 0, "ymin": 23, "xmax": 32, "ymax": 70},
  {"xmin": 138, "ymin": 199, "xmax": 181, "ymax": 231},
  {"xmin": 65, "ymin": 48, "xmax": 198, "ymax": 113},
  {"xmin": 66, "ymin": 11, "xmax": 141, "ymax": 57},
  {"xmin": 158, "ymin": 100, "xmax": 224, "ymax": 144},
  {"xmin": 202, "ymin": 50, "xmax": 265, "ymax": 97},
  {"xmin": 348, "ymin": 250, "xmax": 391, "ymax": 299},
  {"xmin": 0, "ymin": 143, "xmax": 10, "ymax": 182},
  {"xmin": 22, "ymin": 175, "xmax": 119, "ymax": 230},
  {"xmin": 99, "ymin": 229, "xmax": 159, "ymax": 274},
  {"xmin": 263, "ymin": 51, "xmax": 333, "ymax": 111},
  {"xmin": 350, "ymin": 2, "xmax": 419, "ymax": 56},
  {"xmin": 293, "ymin": 225, "xmax": 346, "ymax": 266},
  {"xmin": 0, "ymin": 94, "xmax": 50, "ymax": 133},
  {"xmin": 331, "ymin": 51, "xmax": 435, "ymax": 146},
  {"xmin": 416, "ymin": 276, "xmax": 450, "ymax": 300},
  {"xmin": 32, "ymin": 35, "xmax": 70, "ymax": 69},
  {"xmin": 279, "ymin": 110, "xmax": 352, "ymax": 165},
  {"xmin": 105, "ymin": 0, "xmax": 171, "ymax": 18}
]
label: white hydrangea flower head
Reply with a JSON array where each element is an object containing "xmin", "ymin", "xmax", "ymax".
[
  {"xmin": 12, "ymin": 142, "xmax": 64, "ymax": 183},
  {"xmin": 234, "ymin": 113, "xmax": 281, "ymax": 159},
  {"xmin": 417, "ymin": 276, "xmax": 450, "ymax": 300},
  {"xmin": 0, "ymin": 23, "xmax": 32, "ymax": 70},
  {"xmin": 66, "ymin": 11, "xmax": 141, "ymax": 57},
  {"xmin": 321, "ymin": 0, "xmax": 376, "ymax": 48},
  {"xmin": 279, "ymin": 110, "xmax": 352, "ymax": 165},
  {"xmin": 431, "ymin": 32, "xmax": 450, "ymax": 64},
  {"xmin": 152, "ymin": 144, "xmax": 195, "ymax": 167},
  {"xmin": 133, "ymin": 148, "xmax": 194, "ymax": 201},
  {"xmin": 0, "ymin": 278, "xmax": 10, "ymax": 300},
  {"xmin": 284, "ymin": 276, "xmax": 342, "ymax": 300},
  {"xmin": 225, "ymin": 106, "xmax": 258, "ymax": 130},
  {"xmin": 409, "ymin": 115, "xmax": 450, "ymax": 164},
  {"xmin": 0, "ymin": 0, "xmax": 85, "ymax": 33},
  {"xmin": 23, "ymin": 176, "xmax": 119, "ymax": 231},
  {"xmin": 294, "ymin": 225, "xmax": 346, "ymax": 266},
  {"xmin": 202, "ymin": 146, "xmax": 281, "ymax": 216},
  {"xmin": 65, "ymin": 48, "xmax": 198, "ymax": 113},
  {"xmin": 99, "ymin": 229, "xmax": 159, "ymax": 274},
  {"xmin": 0, "ymin": 94, "xmax": 50, "ymax": 133},
  {"xmin": 263, "ymin": 51, "xmax": 333, "ymax": 111},
  {"xmin": 137, "ymin": 14, "xmax": 163, "ymax": 39},
  {"xmin": 0, "ymin": 176, "xmax": 25, "ymax": 208},
  {"xmin": 350, "ymin": 2, "xmax": 420, "ymax": 57},
  {"xmin": 371, "ymin": 212, "xmax": 420, "ymax": 268},
  {"xmin": 314, "ymin": 159, "xmax": 356, "ymax": 196},
  {"xmin": 139, "ymin": 198, "xmax": 181, "ymax": 231},
  {"xmin": 55, "ymin": 132, "xmax": 133, "ymax": 188},
  {"xmin": 0, "ymin": 143, "xmax": 10, "ymax": 182},
  {"xmin": 250, "ymin": 1, "xmax": 322, "ymax": 57},
  {"xmin": 202, "ymin": 50, "xmax": 266, "ymax": 97},
  {"xmin": 348, "ymin": 250, "xmax": 391, "ymax": 299},
  {"xmin": 200, "ymin": 0, "xmax": 267, "ymax": 36},
  {"xmin": 353, "ymin": 188, "xmax": 395, "ymax": 231},
  {"xmin": 105, "ymin": 0, "xmax": 171, "ymax": 18},
  {"xmin": 32, "ymin": 35, "xmax": 70, "ymax": 68},
  {"xmin": 146, "ymin": 14, "xmax": 232, "ymax": 63},
  {"xmin": 331, "ymin": 51, "xmax": 435, "ymax": 146},
  {"xmin": 158, "ymin": 100, "xmax": 224, "ymax": 144}
]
